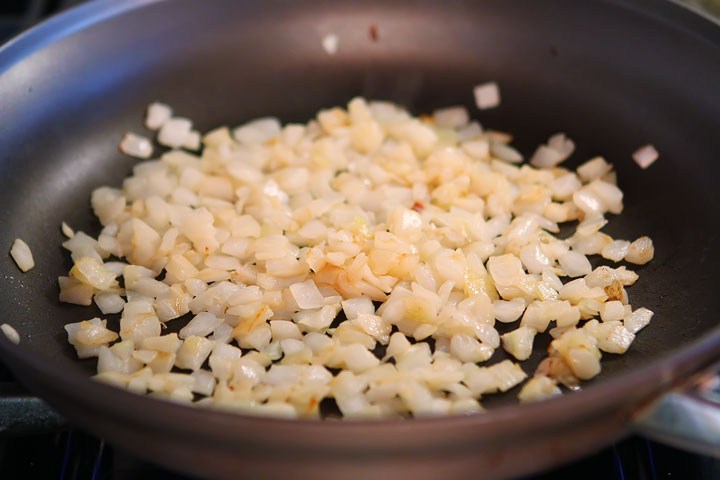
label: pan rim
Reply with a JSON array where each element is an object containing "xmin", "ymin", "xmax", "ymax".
[
  {"xmin": 1, "ymin": 326, "xmax": 719, "ymax": 437},
  {"xmin": 0, "ymin": 0, "xmax": 719, "ymax": 439}
]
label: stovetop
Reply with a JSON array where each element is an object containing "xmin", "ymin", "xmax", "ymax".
[
  {"xmin": 2, "ymin": 430, "xmax": 718, "ymax": 480},
  {"xmin": 0, "ymin": 1, "xmax": 719, "ymax": 479}
]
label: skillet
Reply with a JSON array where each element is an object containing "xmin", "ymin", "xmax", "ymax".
[{"xmin": 0, "ymin": 0, "xmax": 719, "ymax": 478}]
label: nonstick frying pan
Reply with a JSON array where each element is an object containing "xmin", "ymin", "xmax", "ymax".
[{"xmin": 0, "ymin": 0, "xmax": 719, "ymax": 478}]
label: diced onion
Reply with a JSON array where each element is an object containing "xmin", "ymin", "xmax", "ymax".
[
  {"xmin": 158, "ymin": 117, "xmax": 192, "ymax": 148},
  {"xmin": 0, "ymin": 323, "xmax": 20, "ymax": 344},
  {"xmin": 145, "ymin": 102, "xmax": 172, "ymax": 130},
  {"xmin": 321, "ymin": 33, "xmax": 339, "ymax": 55},
  {"xmin": 119, "ymin": 132, "xmax": 153, "ymax": 159},
  {"xmin": 50, "ymin": 96, "xmax": 657, "ymax": 419},
  {"xmin": 10, "ymin": 238, "xmax": 34, "ymax": 272},
  {"xmin": 290, "ymin": 280, "xmax": 324, "ymax": 309},
  {"xmin": 633, "ymin": 144, "xmax": 658, "ymax": 169},
  {"xmin": 625, "ymin": 236, "xmax": 654, "ymax": 265},
  {"xmin": 473, "ymin": 82, "xmax": 501, "ymax": 110}
]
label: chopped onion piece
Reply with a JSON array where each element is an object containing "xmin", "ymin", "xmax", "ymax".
[
  {"xmin": 491, "ymin": 142, "xmax": 523, "ymax": 163},
  {"xmin": 547, "ymin": 133, "xmax": 575, "ymax": 158},
  {"xmin": 633, "ymin": 144, "xmax": 658, "ymax": 169},
  {"xmin": 473, "ymin": 82, "xmax": 500, "ymax": 110},
  {"xmin": 490, "ymin": 360, "xmax": 527, "ymax": 392},
  {"xmin": 176, "ymin": 336, "xmax": 214, "ymax": 371},
  {"xmin": 119, "ymin": 132, "xmax": 153, "ymax": 159},
  {"xmin": 61, "ymin": 222, "xmax": 75, "ymax": 238},
  {"xmin": 191, "ymin": 370, "xmax": 216, "ymax": 396},
  {"xmin": 501, "ymin": 326, "xmax": 536, "ymax": 361},
  {"xmin": 601, "ymin": 240, "xmax": 631, "ymax": 262},
  {"xmin": 625, "ymin": 236, "xmax": 654, "ymax": 265},
  {"xmin": 624, "ymin": 307, "xmax": 654, "ymax": 334},
  {"xmin": 558, "ymin": 251, "xmax": 592, "ymax": 277},
  {"xmin": 530, "ymin": 145, "xmax": 564, "ymax": 169},
  {"xmin": 518, "ymin": 375, "xmax": 561, "ymax": 403},
  {"xmin": 493, "ymin": 298, "xmax": 525, "ymax": 323},
  {"xmin": 321, "ymin": 33, "xmax": 339, "ymax": 55},
  {"xmin": 10, "ymin": 238, "xmax": 34, "ymax": 272},
  {"xmin": 530, "ymin": 133, "xmax": 574, "ymax": 168},
  {"xmin": 183, "ymin": 130, "xmax": 201, "ymax": 151},
  {"xmin": 179, "ymin": 312, "xmax": 223, "ymax": 339},
  {"xmin": 577, "ymin": 157, "xmax": 612, "ymax": 182},
  {"xmin": 158, "ymin": 117, "xmax": 192, "ymax": 148},
  {"xmin": 145, "ymin": 102, "xmax": 172, "ymax": 130},
  {"xmin": 450, "ymin": 334, "xmax": 493, "ymax": 363},
  {"xmin": 1, "ymin": 323, "xmax": 20, "ymax": 344},
  {"xmin": 94, "ymin": 292, "xmax": 125, "ymax": 315},
  {"xmin": 233, "ymin": 117, "xmax": 281, "ymax": 145},
  {"xmin": 433, "ymin": 106, "xmax": 469, "ymax": 129},
  {"xmin": 290, "ymin": 280, "xmax": 324, "ymax": 309},
  {"xmin": 342, "ymin": 296, "xmax": 375, "ymax": 320}
]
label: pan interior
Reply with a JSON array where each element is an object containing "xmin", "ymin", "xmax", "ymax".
[{"xmin": 0, "ymin": 0, "xmax": 718, "ymax": 409}]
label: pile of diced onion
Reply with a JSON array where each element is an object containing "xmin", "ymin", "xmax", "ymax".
[{"xmin": 58, "ymin": 98, "xmax": 655, "ymax": 418}]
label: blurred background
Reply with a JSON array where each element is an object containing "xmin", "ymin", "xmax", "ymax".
[
  {"xmin": 0, "ymin": 0, "xmax": 82, "ymax": 39},
  {"xmin": 1, "ymin": 0, "xmax": 718, "ymax": 39},
  {"xmin": 0, "ymin": 0, "xmax": 718, "ymax": 479}
]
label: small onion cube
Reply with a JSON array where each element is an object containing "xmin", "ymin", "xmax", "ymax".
[
  {"xmin": 518, "ymin": 375, "xmax": 561, "ymax": 403},
  {"xmin": 61, "ymin": 222, "xmax": 75, "ymax": 238},
  {"xmin": 625, "ymin": 236, "xmax": 654, "ymax": 265},
  {"xmin": 547, "ymin": 133, "xmax": 575, "ymax": 158},
  {"xmin": 289, "ymin": 280, "xmax": 324, "ymax": 309},
  {"xmin": 501, "ymin": 326, "xmax": 536, "ymax": 361},
  {"xmin": 462, "ymin": 139, "xmax": 490, "ymax": 159},
  {"xmin": 145, "ymin": 102, "xmax": 172, "ymax": 130},
  {"xmin": 183, "ymin": 130, "xmax": 201, "ymax": 151},
  {"xmin": 624, "ymin": 307, "xmax": 654, "ymax": 334},
  {"xmin": 530, "ymin": 145, "xmax": 564, "ymax": 168},
  {"xmin": 233, "ymin": 117, "xmax": 281, "ymax": 145},
  {"xmin": 457, "ymin": 121, "xmax": 483, "ymax": 142},
  {"xmin": 450, "ymin": 334, "xmax": 493, "ymax": 363},
  {"xmin": 432, "ymin": 106, "xmax": 469, "ymax": 129},
  {"xmin": 473, "ymin": 82, "xmax": 501, "ymax": 110},
  {"xmin": 158, "ymin": 117, "xmax": 192, "ymax": 148},
  {"xmin": 491, "ymin": 142, "xmax": 523, "ymax": 163},
  {"xmin": 179, "ymin": 312, "xmax": 223, "ymax": 339},
  {"xmin": 633, "ymin": 144, "xmax": 658, "ymax": 169},
  {"xmin": 94, "ymin": 292, "xmax": 125, "ymax": 315},
  {"xmin": 10, "ymin": 238, "xmax": 34, "ymax": 272},
  {"xmin": 600, "ymin": 301, "xmax": 625, "ymax": 322},
  {"xmin": 191, "ymin": 370, "xmax": 216, "ymax": 396},
  {"xmin": 489, "ymin": 360, "xmax": 527, "ymax": 392},
  {"xmin": 321, "ymin": 33, "xmax": 339, "ymax": 55},
  {"xmin": 342, "ymin": 296, "xmax": 375, "ymax": 320},
  {"xmin": 176, "ymin": 336, "xmax": 214, "ymax": 371},
  {"xmin": 558, "ymin": 251, "xmax": 592, "ymax": 277},
  {"xmin": 264, "ymin": 365, "xmax": 301, "ymax": 385},
  {"xmin": 1, "ymin": 323, "xmax": 20, "ymax": 344},
  {"xmin": 493, "ymin": 299, "xmax": 526, "ymax": 323},
  {"xmin": 119, "ymin": 132, "xmax": 153, "ymax": 159},
  {"xmin": 601, "ymin": 240, "xmax": 631, "ymax": 262},
  {"xmin": 270, "ymin": 320, "xmax": 302, "ymax": 341},
  {"xmin": 577, "ymin": 156, "xmax": 612, "ymax": 182},
  {"xmin": 342, "ymin": 344, "xmax": 380, "ymax": 372}
]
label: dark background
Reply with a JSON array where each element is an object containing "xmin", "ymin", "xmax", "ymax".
[{"xmin": 0, "ymin": 0, "xmax": 82, "ymax": 39}]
